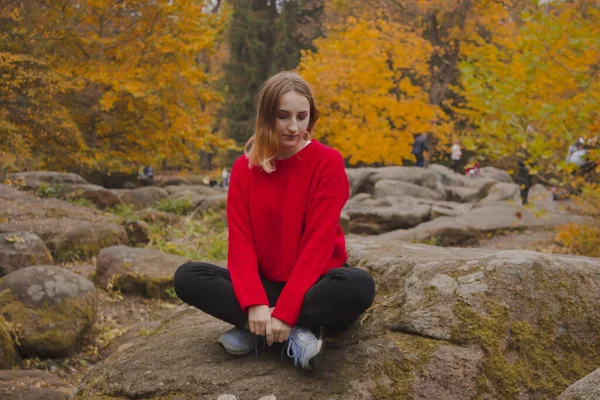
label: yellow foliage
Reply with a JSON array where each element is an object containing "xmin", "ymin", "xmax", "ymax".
[
  {"xmin": 1, "ymin": 0, "xmax": 233, "ymax": 172},
  {"xmin": 298, "ymin": 10, "xmax": 452, "ymax": 165},
  {"xmin": 557, "ymin": 184, "xmax": 600, "ymax": 258}
]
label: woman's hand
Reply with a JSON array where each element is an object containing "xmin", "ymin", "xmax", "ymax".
[
  {"xmin": 270, "ymin": 317, "xmax": 292, "ymax": 345},
  {"xmin": 247, "ymin": 305, "xmax": 272, "ymax": 339}
]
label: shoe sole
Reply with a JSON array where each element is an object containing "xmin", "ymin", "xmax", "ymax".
[
  {"xmin": 307, "ymin": 339, "xmax": 324, "ymax": 372},
  {"xmin": 218, "ymin": 336, "xmax": 254, "ymax": 356}
]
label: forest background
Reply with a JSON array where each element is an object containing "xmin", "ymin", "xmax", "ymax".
[{"xmin": 1, "ymin": 0, "xmax": 598, "ymax": 252}]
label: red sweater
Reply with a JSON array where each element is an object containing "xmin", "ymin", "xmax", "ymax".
[{"xmin": 227, "ymin": 140, "xmax": 349, "ymax": 326}]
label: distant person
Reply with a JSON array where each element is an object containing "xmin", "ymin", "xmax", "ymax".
[
  {"xmin": 451, "ymin": 139, "xmax": 462, "ymax": 172},
  {"xmin": 517, "ymin": 160, "xmax": 530, "ymax": 205},
  {"xmin": 222, "ymin": 167, "xmax": 230, "ymax": 189},
  {"xmin": 464, "ymin": 156, "xmax": 480, "ymax": 178},
  {"xmin": 139, "ymin": 165, "xmax": 154, "ymax": 185},
  {"xmin": 412, "ymin": 133, "xmax": 428, "ymax": 168},
  {"xmin": 173, "ymin": 71, "xmax": 375, "ymax": 371}
]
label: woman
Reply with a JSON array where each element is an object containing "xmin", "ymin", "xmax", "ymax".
[{"xmin": 174, "ymin": 71, "xmax": 375, "ymax": 371}]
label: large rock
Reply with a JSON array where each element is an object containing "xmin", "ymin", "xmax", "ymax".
[
  {"xmin": 163, "ymin": 184, "xmax": 222, "ymax": 196},
  {"xmin": 73, "ymin": 185, "xmax": 122, "ymax": 209},
  {"xmin": 0, "ymin": 265, "xmax": 98, "ymax": 358},
  {"xmin": 0, "ymin": 370, "xmax": 74, "ymax": 400},
  {"xmin": 113, "ymin": 187, "xmax": 169, "ymax": 209},
  {"xmin": 528, "ymin": 184, "xmax": 555, "ymax": 210},
  {"xmin": 444, "ymin": 181, "xmax": 495, "ymax": 203},
  {"xmin": 374, "ymin": 179, "xmax": 444, "ymax": 201},
  {"xmin": 74, "ymin": 240, "xmax": 600, "ymax": 400},
  {"xmin": 478, "ymin": 182, "xmax": 522, "ymax": 205},
  {"xmin": 0, "ymin": 219, "xmax": 127, "ymax": 262},
  {"xmin": 0, "ymin": 197, "xmax": 127, "ymax": 261},
  {"xmin": 0, "ymin": 315, "xmax": 16, "ymax": 368},
  {"xmin": 0, "ymin": 184, "xmax": 31, "ymax": 199},
  {"xmin": 0, "ymin": 232, "xmax": 53, "ymax": 277},
  {"xmin": 95, "ymin": 246, "xmax": 188, "ymax": 299},
  {"xmin": 8, "ymin": 171, "xmax": 88, "ymax": 190},
  {"xmin": 379, "ymin": 203, "xmax": 579, "ymax": 246},
  {"xmin": 479, "ymin": 166, "xmax": 514, "ymax": 183},
  {"xmin": 345, "ymin": 202, "xmax": 431, "ymax": 234},
  {"xmin": 558, "ymin": 367, "xmax": 600, "ymax": 400}
]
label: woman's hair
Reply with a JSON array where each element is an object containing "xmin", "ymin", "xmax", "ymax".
[{"xmin": 244, "ymin": 71, "xmax": 320, "ymax": 173}]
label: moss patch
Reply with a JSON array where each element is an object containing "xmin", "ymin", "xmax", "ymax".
[
  {"xmin": 370, "ymin": 333, "xmax": 445, "ymax": 399},
  {"xmin": 451, "ymin": 298, "xmax": 600, "ymax": 399},
  {"xmin": 0, "ymin": 314, "xmax": 17, "ymax": 368},
  {"xmin": 0, "ymin": 288, "xmax": 97, "ymax": 358}
]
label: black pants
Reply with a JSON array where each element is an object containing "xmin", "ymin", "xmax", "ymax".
[
  {"xmin": 174, "ymin": 262, "xmax": 376, "ymax": 330},
  {"xmin": 415, "ymin": 153, "xmax": 425, "ymax": 167}
]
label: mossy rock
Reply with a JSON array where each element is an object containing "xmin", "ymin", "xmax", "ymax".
[
  {"xmin": 95, "ymin": 245, "xmax": 187, "ymax": 299},
  {"xmin": 0, "ymin": 231, "xmax": 53, "ymax": 277},
  {"xmin": 0, "ymin": 265, "xmax": 98, "ymax": 358},
  {"xmin": 0, "ymin": 315, "xmax": 17, "ymax": 368}
]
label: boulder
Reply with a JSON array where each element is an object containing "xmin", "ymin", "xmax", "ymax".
[
  {"xmin": 0, "ymin": 315, "xmax": 16, "ymax": 368},
  {"xmin": 528, "ymin": 184, "xmax": 555, "ymax": 210},
  {"xmin": 478, "ymin": 182, "xmax": 522, "ymax": 205},
  {"xmin": 370, "ymin": 166, "xmax": 440, "ymax": 192},
  {"xmin": 339, "ymin": 211, "xmax": 350, "ymax": 234},
  {"xmin": 74, "ymin": 186, "xmax": 122, "ymax": 209},
  {"xmin": 0, "ymin": 370, "xmax": 74, "ymax": 400},
  {"xmin": 163, "ymin": 184, "xmax": 222, "ymax": 196},
  {"xmin": 0, "ymin": 265, "xmax": 98, "ymax": 358},
  {"xmin": 113, "ymin": 187, "xmax": 169, "ymax": 209},
  {"xmin": 74, "ymin": 240, "xmax": 600, "ymax": 400},
  {"xmin": 347, "ymin": 193, "xmax": 372, "ymax": 203},
  {"xmin": 379, "ymin": 203, "xmax": 581, "ymax": 246},
  {"xmin": 373, "ymin": 179, "xmax": 445, "ymax": 201},
  {"xmin": 479, "ymin": 166, "xmax": 513, "ymax": 183},
  {"xmin": 0, "ymin": 219, "xmax": 127, "ymax": 262},
  {"xmin": 0, "ymin": 184, "xmax": 31, "ymax": 200},
  {"xmin": 125, "ymin": 220, "xmax": 151, "ymax": 246},
  {"xmin": 95, "ymin": 246, "xmax": 188, "ymax": 299},
  {"xmin": 444, "ymin": 181, "xmax": 495, "ymax": 203},
  {"xmin": 428, "ymin": 164, "xmax": 470, "ymax": 187},
  {"xmin": 346, "ymin": 168, "xmax": 376, "ymax": 196},
  {"xmin": 0, "ymin": 232, "xmax": 53, "ymax": 277},
  {"xmin": 558, "ymin": 367, "xmax": 600, "ymax": 400},
  {"xmin": 8, "ymin": 171, "xmax": 88, "ymax": 190},
  {"xmin": 0, "ymin": 197, "xmax": 127, "ymax": 260},
  {"xmin": 343, "ymin": 203, "xmax": 431, "ymax": 234},
  {"xmin": 134, "ymin": 209, "xmax": 180, "ymax": 225},
  {"xmin": 195, "ymin": 194, "xmax": 227, "ymax": 213}
]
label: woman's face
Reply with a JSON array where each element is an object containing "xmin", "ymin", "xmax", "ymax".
[{"xmin": 275, "ymin": 91, "xmax": 310, "ymax": 159}]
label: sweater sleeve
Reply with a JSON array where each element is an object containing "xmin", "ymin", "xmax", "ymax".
[
  {"xmin": 227, "ymin": 158, "xmax": 269, "ymax": 312},
  {"xmin": 271, "ymin": 151, "xmax": 350, "ymax": 326}
]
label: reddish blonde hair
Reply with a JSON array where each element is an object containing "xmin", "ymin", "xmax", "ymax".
[{"xmin": 245, "ymin": 71, "xmax": 320, "ymax": 173}]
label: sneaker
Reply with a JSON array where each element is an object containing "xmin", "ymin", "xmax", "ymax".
[
  {"xmin": 284, "ymin": 326, "xmax": 324, "ymax": 370},
  {"xmin": 218, "ymin": 327, "xmax": 255, "ymax": 355}
]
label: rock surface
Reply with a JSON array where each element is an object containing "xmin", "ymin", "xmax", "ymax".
[
  {"xmin": 0, "ymin": 197, "xmax": 127, "ymax": 260},
  {"xmin": 0, "ymin": 232, "xmax": 53, "ymax": 277},
  {"xmin": 95, "ymin": 246, "xmax": 188, "ymax": 298},
  {"xmin": 0, "ymin": 370, "xmax": 74, "ymax": 400},
  {"xmin": 0, "ymin": 265, "xmax": 98, "ymax": 358},
  {"xmin": 112, "ymin": 187, "xmax": 169, "ymax": 210},
  {"xmin": 8, "ymin": 171, "xmax": 88, "ymax": 190},
  {"xmin": 75, "ymin": 239, "xmax": 600, "ymax": 399},
  {"xmin": 379, "ymin": 202, "xmax": 577, "ymax": 246},
  {"xmin": 558, "ymin": 367, "xmax": 600, "ymax": 400}
]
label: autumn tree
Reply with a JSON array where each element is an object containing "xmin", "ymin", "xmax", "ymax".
[
  {"xmin": 459, "ymin": 2, "xmax": 600, "ymax": 177},
  {"xmin": 1, "ymin": 0, "xmax": 231, "ymax": 172},
  {"xmin": 298, "ymin": 4, "xmax": 453, "ymax": 165}
]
